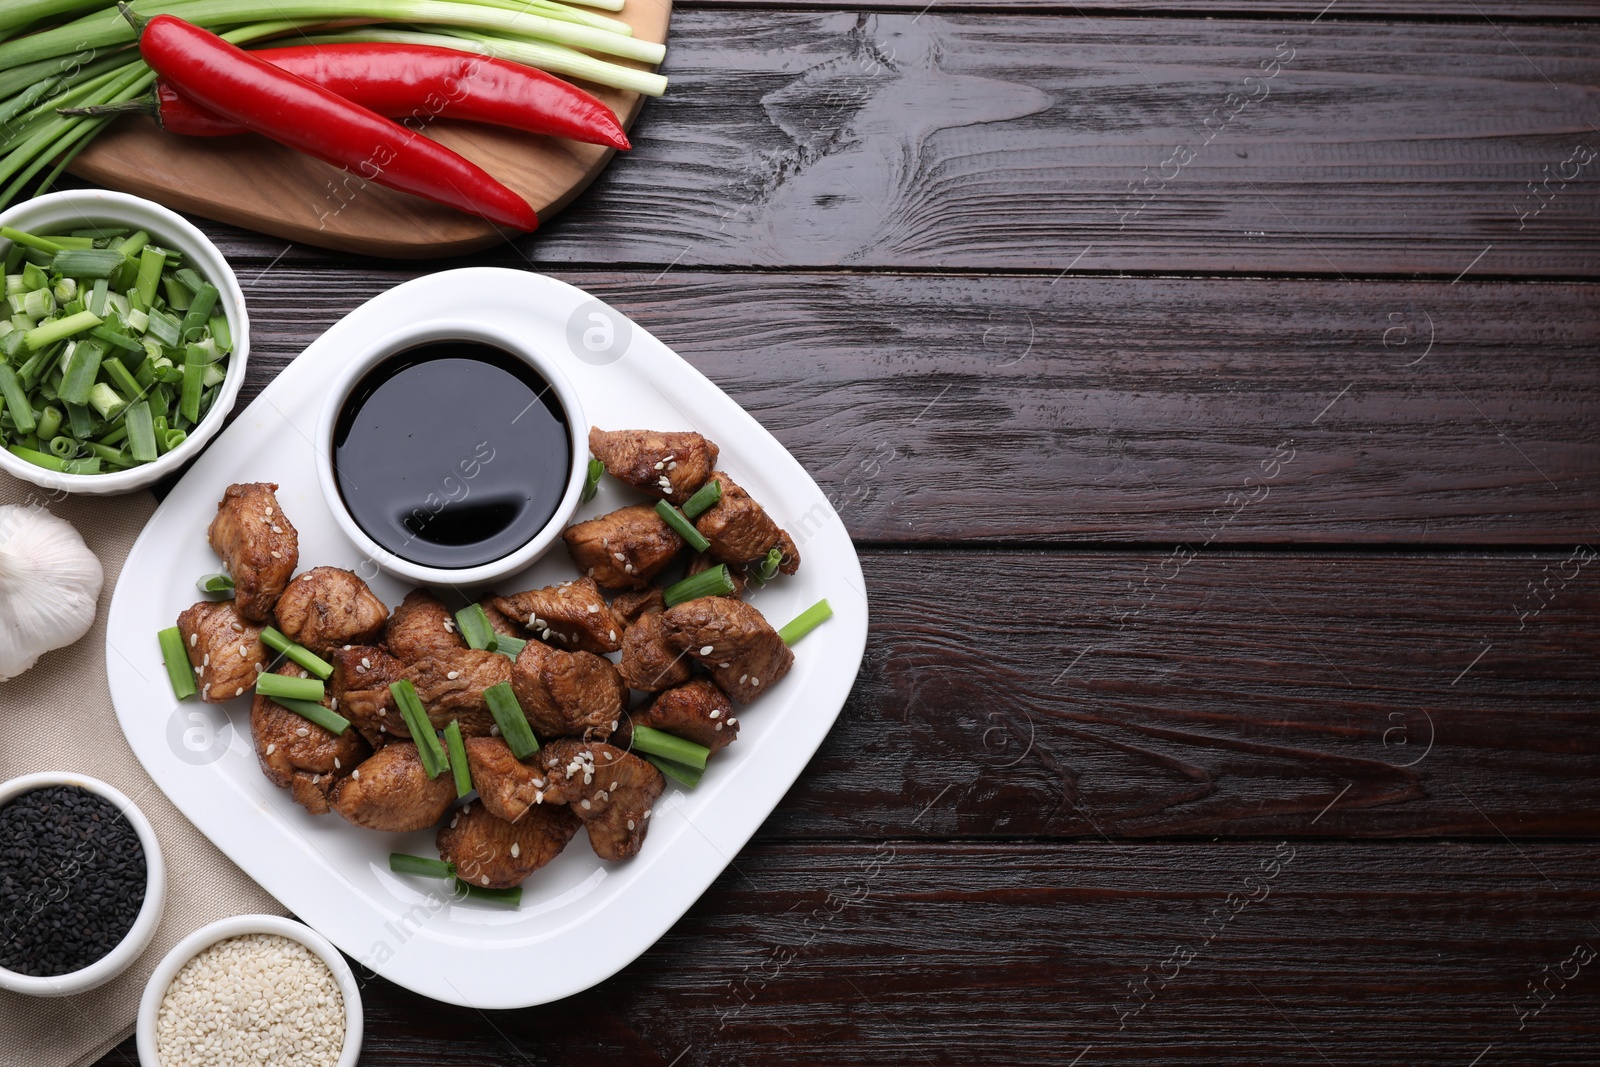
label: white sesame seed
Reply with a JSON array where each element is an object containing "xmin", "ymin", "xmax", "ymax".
[
  {"xmin": 379, "ymin": 725, "xmax": 386, "ymax": 733},
  {"xmin": 265, "ymin": 743, "xmax": 276, "ymax": 755},
  {"xmin": 361, "ymin": 657, "xmax": 371, "ymax": 669},
  {"xmin": 609, "ymin": 630, "xmax": 616, "ymax": 641},
  {"xmin": 296, "ymin": 726, "xmax": 309, "ymax": 737},
  {"xmin": 480, "ymin": 875, "xmax": 490, "ymax": 886},
  {"xmin": 719, "ymin": 661, "xmax": 730, "ymax": 668},
  {"xmin": 330, "ymin": 698, "xmax": 338, "ymax": 710},
  {"xmin": 193, "ymin": 665, "xmax": 203, "ymax": 674},
  {"xmin": 624, "ymin": 564, "xmax": 634, "ymax": 574},
  {"xmin": 709, "ymin": 710, "xmax": 721, "ymax": 719},
  {"xmin": 270, "ymin": 550, "xmax": 281, "ymax": 559},
  {"xmin": 377, "ymin": 707, "xmax": 386, "ymax": 716},
  {"xmin": 739, "ymin": 674, "xmax": 748, "ymax": 684},
  {"xmin": 189, "ymin": 632, "xmax": 197, "ymax": 647},
  {"xmin": 271, "ymin": 524, "xmax": 283, "ymax": 533},
  {"xmin": 510, "ymin": 842, "xmax": 521, "ymax": 858},
  {"xmin": 234, "ymin": 687, "xmax": 244, "ymax": 696},
  {"xmin": 447, "ymin": 670, "xmax": 460, "ymax": 680},
  {"xmin": 751, "ymin": 677, "xmax": 761, "ymax": 686},
  {"xmin": 202, "ymin": 653, "xmax": 210, "ymax": 666},
  {"xmin": 352, "ymin": 769, "xmax": 359, "ymax": 779},
  {"xmin": 265, "ymin": 506, "xmax": 273, "ymax": 517},
  {"xmin": 580, "ymin": 799, "xmax": 592, "ymax": 810},
  {"xmin": 490, "ymin": 725, "xmax": 500, "ymax": 736},
  {"xmin": 627, "ymin": 819, "xmax": 636, "ymax": 830},
  {"xmin": 333, "ymin": 758, "xmax": 340, "ymax": 769},
  {"xmin": 728, "ymin": 717, "xmax": 739, "ymax": 727},
  {"xmin": 451, "ymin": 816, "xmax": 459, "ymax": 828},
  {"xmin": 587, "ymin": 603, "xmax": 600, "ymax": 613},
  {"xmin": 700, "ymin": 645, "xmax": 713, "ymax": 656},
  {"xmin": 654, "ymin": 461, "xmax": 665, "ymax": 470},
  {"xmin": 715, "ymin": 722, "xmax": 724, "ymax": 731}
]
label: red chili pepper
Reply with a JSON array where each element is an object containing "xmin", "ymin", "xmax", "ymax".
[
  {"xmin": 129, "ymin": 13, "xmax": 537, "ymax": 232},
  {"xmin": 86, "ymin": 44, "xmax": 628, "ymax": 152}
]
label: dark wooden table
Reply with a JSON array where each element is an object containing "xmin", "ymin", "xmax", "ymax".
[{"xmin": 96, "ymin": 0, "xmax": 1600, "ymax": 1062}]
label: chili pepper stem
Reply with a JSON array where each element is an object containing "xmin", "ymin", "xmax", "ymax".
[
  {"xmin": 56, "ymin": 98, "xmax": 158, "ymax": 119},
  {"xmin": 115, "ymin": 2, "xmax": 147, "ymax": 31}
]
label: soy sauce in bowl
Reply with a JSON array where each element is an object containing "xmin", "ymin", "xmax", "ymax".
[{"xmin": 331, "ymin": 342, "xmax": 572, "ymax": 570}]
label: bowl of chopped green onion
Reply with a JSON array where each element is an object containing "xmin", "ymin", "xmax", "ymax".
[{"xmin": 0, "ymin": 189, "xmax": 248, "ymax": 494}]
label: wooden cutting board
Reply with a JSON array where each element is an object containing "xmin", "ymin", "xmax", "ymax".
[{"xmin": 68, "ymin": 0, "xmax": 670, "ymax": 259}]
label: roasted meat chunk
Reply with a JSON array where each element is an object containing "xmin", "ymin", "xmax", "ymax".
[
  {"xmin": 588, "ymin": 428, "xmax": 719, "ymax": 506},
  {"xmin": 491, "ymin": 578, "xmax": 622, "ymax": 655},
  {"xmin": 251, "ymin": 663, "xmax": 371, "ymax": 815},
  {"xmin": 330, "ymin": 742, "xmax": 455, "ymax": 832},
  {"xmin": 617, "ymin": 612, "xmax": 692, "ymax": 691},
  {"xmin": 463, "ymin": 737, "xmax": 549, "ymax": 823},
  {"xmin": 438, "ymin": 802, "xmax": 581, "ymax": 889},
  {"xmin": 661, "ymin": 597, "xmax": 793, "ymax": 705},
  {"xmin": 206, "ymin": 482, "xmax": 298, "ymax": 622},
  {"xmin": 478, "ymin": 596, "xmax": 528, "ymax": 640},
  {"xmin": 563, "ymin": 504, "xmax": 683, "ymax": 591},
  {"xmin": 401, "ymin": 648, "xmax": 509, "ymax": 736},
  {"xmin": 693, "ymin": 472, "xmax": 799, "ymax": 576},
  {"xmin": 510, "ymin": 640, "xmax": 627, "ymax": 739},
  {"xmin": 618, "ymin": 678, "xmax": 739, "ymax": 754},
  {"xmin": 386, "ymin": 589, "xmax": 466, "ymax": 664},
  {"xmin": 609, "ymin": 588, "xmax": 665, "ymax": 629},
  {"xmin": 537, "ymin": 741, "xmax": 665, "ymax": 861},
  {"xmin": 177, "ymin": 599, "xmax": 269, "ymax": 704},
  {"xmin": 328, "ymin": 644, "xmax": 404, "ymax": 748},
  {"xmin": 273, "ymin": 566, "xmax": 389, "ymax": 655}
]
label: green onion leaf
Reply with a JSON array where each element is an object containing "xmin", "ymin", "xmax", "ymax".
[
  {"xmin": 644, "ymin": 753, "xmax": 704, "ymax": 789},
  {"xmin": 483, "ymin": 682, "xmax": 539, "ymax": 759},
  {"xmin": 271, "ymin": 695, "xmax": 351, "ymax": 736},
  {"xmin": 390, "ymin": 853, "xmax": 455, "ymax": 880},
  {"xmin": 158, "ymin": 625, "xmax": 196, "ymax": 700},
  {"xmin": 493, "ymin": 632, "xmax": 526, "ymax": 659},
  {"xmin": 778, "ymin": 599, "xmax": 833, "ymax": 646},
  {"xmin": 631, "ymin": 724, "xmax": 710, "ymax": 770},
  {"xmin": 444, "ymin": 719, "xmax": 472, "ymax": 798},
  {"xmin": 254, "ymin": 671, "xmax": 324, "ymax": 702},
  {"xmin": 580, "ymin": 456, "xmax": 603, "ymax": 503},
  {"xmin": 390, "ymin": 679, "xmax": 448, "ymax": 778},
  {"xmin": 663, "ymin": 564, "xmax": 735, "ymax": 607},
  {"xmin": 259, "ymin": 626, "xmax": 334, "ymax": 679},
  {"xmin": 454, "ymin": 603, "xmax": 496, "ymax": 651},
  {"xmin": 125, "ymin": 398, "xmax": 156, "ymax": 462},
  {"xmin": 196, "ymin": 572, "xmax": 235, "ymax": 595},
  {"xmin": 681, "ymin": 479, "xmax": 721, "ymax": 519},
  {"xmin": 454, "ymin": 879, "xmax": 521, "ymax": 907},
  {"xmin": 655, "ymin": 499, "xmax": 710, "ymax": 553}
]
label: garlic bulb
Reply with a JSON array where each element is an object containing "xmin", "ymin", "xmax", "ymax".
[{"xmin": 0, "ymin": 504, "xmax": 104, "ymax": 682}]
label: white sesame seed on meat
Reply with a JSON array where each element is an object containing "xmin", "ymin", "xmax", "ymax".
[
  {"xmin": 189, "ymin": 632, "xmax": 197, "ymax": 647},
  {"xmin": 446, "ymin": 671, "xmax": 460, "ymax": 680},
  {"xmin": 265, "ymin": 743, "xmax": 275, "ymax": 755},
  {"xmin": 510, "ymin": 842, "xmax": 520, "ymax": 858},
  {"xmin": 700, "ymin": 645, "xmax": 714, "ymax": 656}
]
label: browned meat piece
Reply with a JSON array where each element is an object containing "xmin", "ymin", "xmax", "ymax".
[
  {"xmin": 621, "ymin": 678, "xmax": 739, "ymax": 754},
  {"xmin": 510, "ymin": 641, "xmax": 627, "ymax": 739},
  {"xmin": 490, "ymin": 578, "xmax": 621, "ymax": 654},
  {"xmin": 563, "ymin": 504, "xmax": 682, "ymax": 591},
  {"xmin": 274, "ymin": 566, "xmax": 389, "ymax": 655},
  {"xmin": 685, "ymin": 550, "xmax": 746, "ymax": 597},
  {"xmin": 588, "ymin": 428, "xmax": 719, "ymax": 506},
  {"xmin": 386, "ymin": 589, "xmax": 466, "ymax": 664},
  {"xmin": 609, "ymin": 588, "xmax": 664, "ymax": 629},
  {"xmin": 206, "ymin": 482, "xmax": 298, "ymax": 623},
  {"xmin": 177, "ymin": 599, "xmax": 269, "ymax": 704},
  {"xmin": 328, "ymin": 645, "xmax": 404, "ymax": 748},
  {"xmin": 661, "ymin": 597, "xmax": 793, "ymax": 705},
  {"xmin": 438, "ymin": 802, "xmax": 581, "ymax": 889},
  {"xmin": 537, "ymin": 741, "xmax": 665, "ymax": 861},
  {"xmin": 402, "ymin": 648, "xmax": 509, "ymax": 735},
  {"xmin": 463, "ymin": 737, "xmax": 549, "ymax": 823},
  {"xmin": 617, "ymin": 612, "xmax": 692, "ymax": 691},
  {"xmin": 330, "ymin": 742, "xmax": 456, "ymax": 832},
  {"xmin": 693, "ymin": 472, "xmax": 800, "ymax": 576},
  {"xmin": 251, "ymin": 662, "xmax": 371, "ymax": 814}
]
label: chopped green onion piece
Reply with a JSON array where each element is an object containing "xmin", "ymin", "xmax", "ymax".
[
  {"xmin": 163, "ymin": 429, "xmax": 187, "ymax": 452},
  {"xmin": 390, "ymin": 853, "xmax": 455, "ymax": 880},
  {"xmin": 133, "ymin": 246, "xmax": 164, "ymax": 308},
  {"xmin": 85, "ymin": 441, "xmax": 131, "ymax": 468},
  {"xmin": 444, "ymin": 720, "xmax": 472, "ymax": 798},
  {"xmin": 33, "ymin": 404, "xmax": 60, "ymax": 442},
  {"xmin": 390, "ymin": 679, "xmax": 448, "ymax": 778},
  {"xmin": 90, "ymin": 322, "xmax": 142, "ymax": 354},
  {"xmin": 681, "ymin": 479, "xmax": 722, "ymax": 519},
  {"xmin": 49, "ymin": 248, "xmax": 125, "ymax": 278},
  {"xmin": 162, "ymin": 275, "xmax": 191, "ymax": 312},
  {"xmin": 779, "ymin": 599, "xmax": 833, "ymax": 646},
  {"xmin": 8, "ymin": 443, "xmax": 63, "ymax": 471},
  {"xmin": 253, "ymin": 672, "xmax": 324, "ymax": 702},
  {"xmin": 644, "ymin": 753, "xmax": 704, "ymax": 789},
  {"xmin": 197, "ymin": 572, "xmax": 235, "ymax": 595},
  {"xmin": 483, "ymin": 682, "xmax": 539, "ymax": 759},
  {"xmin": 102, "ymin": 356, "xmax": 142, "ymax": 402},
  {"xmin": 493, "ymin": 632, "xmax": 526, "ymax": 659},
  {"xmin": 752, "ymin": 547, "xmax": 783, "ymax": 583},
  {"xmin": 272, "ymin": 696, "xmax": 351, "ymax": 735},
  {"xmin": 48, "ymin": 435, "xmax": 76, "ymax": 459},
  {"xmin": 62, "ymin": 457, "xmax": 101, "ymax": 475},
  {"xmin": 580, "ymin": 457, "xmax": 603, "ymax": 503},
  {"xmin": 656, "ymin": 499, "xmax": 710, "ymax": 553},
  {"xmin": 1, "ymin": 227, "xmax": 65, "ymax": 255},
  {"xmin": 158, "ymin": 625, "xmax": 196, "ymax": 700},
  {"xmin": 631, "ymin": 724, "xmax": 710, "ymax": 770},
  {"xmin": 174, "ymin": 268, "xmax": 206, "ymax": 294},
  {"xmin": 179, "ymin": 341, "xmax": 205, "ymax": 423},
  {"xmin": 144, "ymin": 307, "xmax": 180, "ymax": 347},
  {"xmin": 87, "ymin": 380, "xmax": 123, "ymax": 420},
  {"xmin": 125, "ymin": 399, "xmax": 156, "ymax": 462},
  {"xmin": 259, "ymin": 626, "xmax": 334, "ymax": 679},
  {"xmin": 179, "ymin": 282, "xmax": 218, "ymax": 343},
  {"xmin": 454, "ymin": 880, "xmax": 521, "ymax": 907},
  {"xmin": 23, "ymin": 308, "xmax": 101, "ymax": 351},
  {"xmin": 454, "ymin": 603, "xmax": 496, "ymax": 651},
  {"xmin": 88, "ymin": 278, "xmax": 109, "ymax": 317},
  {"xmin": 663, "ymin": 564, "xmax": 735, "ymax": 607},
  {"xmin": 0, "ymin": 364, "xmax": 34, "ymax": 434},
  {"xmin": 208, "ymin": 313, "xmax": 232, "ymax": 353}
]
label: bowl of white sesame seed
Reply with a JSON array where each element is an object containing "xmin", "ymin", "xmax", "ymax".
[{"xmin": 135, "ymin": 913, "xmax": 363, "ymax": 1067}]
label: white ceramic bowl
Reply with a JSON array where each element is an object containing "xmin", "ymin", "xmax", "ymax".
[
  {"xmin": 0, "ymin": 771, "xmax": 167, "ymax": 996},
  {"xmin": 136, "ymin": 913, "xmax": 363, "ymax": 1067},
  {"xmin": 314, "ymin": 317, "xmax": 588, "ymax": 587},
  {"xmin": 0, "ymin": 189, "xmax": 249, "ymax": 495}
]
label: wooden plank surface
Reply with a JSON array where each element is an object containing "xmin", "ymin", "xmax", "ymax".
[
  {"xmin": 232, "ymin": 269, "xmax": 1600, "ymax": 544},
  {"xmin": 684, "ymin": 0, "xmax": 1600, "ymax": 15},
  {"xmin": 343, "ymin": 844, "xmax": 1600, "ymax": 1065},
  {"xmin": 67, "ymin": 0, "xmax": 672, "ymax": 257}
]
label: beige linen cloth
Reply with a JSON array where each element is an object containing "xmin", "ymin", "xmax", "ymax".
[{"xmin": 0, "ymin": 473, "xmax": 284, "ymax": 1067}]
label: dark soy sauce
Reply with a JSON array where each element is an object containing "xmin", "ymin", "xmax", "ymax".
[{"xmin": 333, "ymin": 342, "xmax": 571, "ymax": 569}]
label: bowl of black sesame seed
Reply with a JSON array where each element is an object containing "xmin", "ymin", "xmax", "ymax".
[{"xmin": 0, "ymin": 771, "xmax": 167, "ymax": 996}]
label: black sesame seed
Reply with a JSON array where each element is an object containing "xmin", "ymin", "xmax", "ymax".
[{"xmin": 0, "ymin": 786, "xmax": 147, "ymax": 977}]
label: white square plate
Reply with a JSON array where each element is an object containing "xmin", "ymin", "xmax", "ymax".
[{"xmin": 104, "ymin": 268, "xmax": 868, "ymax": 1008}]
